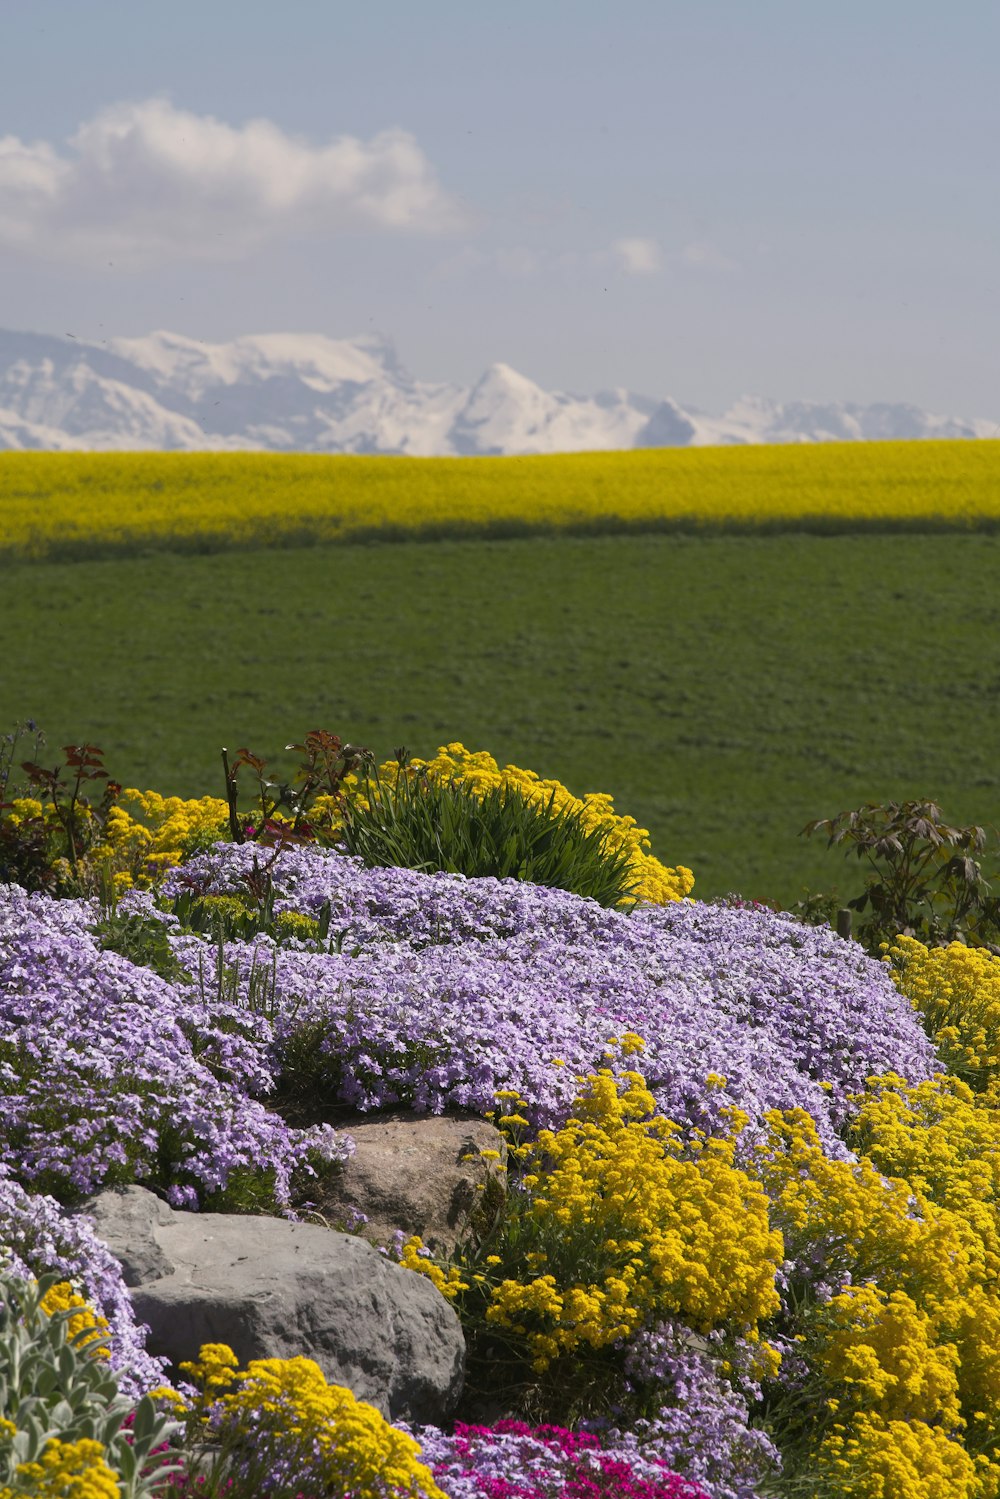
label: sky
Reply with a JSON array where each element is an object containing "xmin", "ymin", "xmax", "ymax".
[{"xmin": 1, "ymin": 0, "xmax": 998, "ymax": 416}]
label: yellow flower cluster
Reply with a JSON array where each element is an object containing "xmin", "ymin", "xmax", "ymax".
[
  {"xmin": 0, "ymin": 798, "xmax": 113, "ymax": 892},
  {"xmin": 850, "ymin": 1073, "xmax": 1000, "ymax": 1275},
  {"xmin": 178, "ymin": 1343, "xmax": 444, "ymax": 1498},
  {"xmin": 103, "ymin": 789, "xmax": 230, "ymax": 889},
  {"xmin": 886, "ymin": 936, "xmax": 1000, "ymax": 1091},
  {"xmin": 758, "ymin": 1104, "xmax": 1000, "ymax": 1489},
  {"xmin": 485, "ymin": 1069, "xmax": 782, "ymax": 1370},
  {"xmin": 817, "ymin": 1285, "xmax": 962, "ymax": 1429},
  {"xmin": 403, "ymin": 744, "xmax": 694, "ymax": 904},
  {"xmin": 814, "ymin": 1413, "xmax": 979, "ymax": 1499},
  {"xmin": 1, "ymin": 798, "xmax": 44, "ymax": 827},
  {"xmin": 0, "ymin": 1437, "xmax": 120, "ymax": 1499},
  {"xmin": 6, "ymin": 443, "xmax": 1000, "ymax": 564},
  {"xmin": 399, "ymin": 1237, "xmax": 470, "ymax": 1300},
  {"xmin": 757, "ymin": 1108, "xmax": 952, "ymax": 1290},
  {"xmin": 38, "ymin": 1281, "xmax": 110, "ymax": 1360},
  {"xmin": 0, "ymin": 788, "xmax": 230, "ymax": 893}
]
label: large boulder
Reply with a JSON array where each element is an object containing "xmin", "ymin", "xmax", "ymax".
[
  {"xmin": 75, "ymin": 1187, "xmax": 465, "ymax": 1423},
  {"xmin": 313, "ymin": 1110, "xmax": 507, "ymax": 1254}
]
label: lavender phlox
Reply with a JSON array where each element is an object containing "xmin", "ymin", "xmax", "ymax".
[
  {"xmin": 606, "ymin": 1321, "xmax": 780, "ymax": 1499},
  {"xmin": 163, "ymin": 846, "xmax": 936, "ymax": 1153},
  {"xmin": 0, "ymin": 1157, "xmax": 167, "ymax": 1396},
  {"xmin": 0, "ymin": 884, "xmax": 350, "ymax": 1208}
]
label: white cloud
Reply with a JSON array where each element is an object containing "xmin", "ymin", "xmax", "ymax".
[
  {"xmin": 0, "ymin": 97, "xmax": 468, "ymax": 267},
  {"xmin": 680, "ymin": 241, "xmax": 739, "ymax": 273},
  {"xmin": 611, "ymin": 237, "xmax": 661, "ymax": 274},
  {"xmin": 439, "ymin": 240, "xmax": 664, "ymax": 282}
]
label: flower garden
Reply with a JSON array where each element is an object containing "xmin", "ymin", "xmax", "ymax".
[{"xmin": 4, "ymin": 725, "xmax": 1000, "ymax": 1496}]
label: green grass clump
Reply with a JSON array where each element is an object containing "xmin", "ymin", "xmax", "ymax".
[{"xmin": 341, "ymin": 764, "xmax": 640, "ymax": 907}]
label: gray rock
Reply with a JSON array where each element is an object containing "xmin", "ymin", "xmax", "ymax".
[
  {"xmin": 314, "ymin": 1110, "xmax": 507, "ymax": 1254},
  {"xmin": 77, "ymin": 1186, "xmax": 464, "ymax": 1422},
  {"xmin": 80, "ymin": 1184, "xmax": 176, "ymax": 1287}
]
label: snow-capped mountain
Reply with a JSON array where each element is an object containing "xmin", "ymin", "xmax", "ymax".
[{"xmin": 0, "ymin": 328, "xmax": 994, "ymax": 455}]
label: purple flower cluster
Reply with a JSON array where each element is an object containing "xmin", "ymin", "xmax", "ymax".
[
  {"xmin": 165, "ymin": 845, "xmax": 936, "ymax": 1151},
  {"xmin": 612, "ymin": 1322, "xmax": 781, "ymax": 1499},
  {"xmin": 163, "ymin": 842, "xmax": 627, "ymax": 951},
  {"xmin": 0, "ymin": 884, "xmax": 351, "ymax": 1208},
  {"xmin": 0, "ymin": 1159, "xmax": 166, "ymax": 1396},
  {"xmin": 409, "ymin": 1420, "xmax": 712, "ymax": 1499}
]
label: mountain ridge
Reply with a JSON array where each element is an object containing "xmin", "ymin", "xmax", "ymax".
[{"xmin": 0, "ymin": 327, "xmax": 995, "ymax": 455}]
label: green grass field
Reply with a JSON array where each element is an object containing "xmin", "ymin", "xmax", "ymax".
[{"xmin": 3, "ymin": 528, "xmax": 999, "ymax": 906}]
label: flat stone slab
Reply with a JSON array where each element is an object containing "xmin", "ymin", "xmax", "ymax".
[
  {"xmin": 315, "ymin": 1109, "xmax": 507, "ymax": 1254},
  {"xmin": 76, "ymin": 1186, "xmax": 465, "ymax": 1422}
]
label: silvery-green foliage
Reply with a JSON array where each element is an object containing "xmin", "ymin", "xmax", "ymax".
[{"xmin": 0, "ymin": 1267, "xmax": 182, "ymax": 1497}]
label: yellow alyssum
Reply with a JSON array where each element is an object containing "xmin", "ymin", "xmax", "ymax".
[
  {"xmin": 0, "ymin": 788, "xmax": 229, "ymax": 892},
  {"xmin": 758, "ymin": 1104, "xmax": 1000, "ymax": 1477},
  {"xmin": 486, "ymin": 1068, "xmax": 782, "ymax": 1369},
  {"xmin": 845, "ymin": 1071, "xmax": 1000, "ymax": 1433},
  {"xmin": 0, "ymin": 798, "xmax": 44, "ymax": 826},
  {"xmin": 178, "ymin": 1344, "xmax": 444, "ymax": 1498},
  {"xmin": 38, "ymin": 1281, "xmax": 110, "ymax": 1360},
  {"xmin": 403, "ymin": 744, "xmax": 694, "ymax": 904},
  {"xmin": 850, "ymin": 1073, "xmax": 1000, "ymax": 1276},
  {"xmin": 399, "ymin": 1237, "xmax": 470, "ymax": 1300},
  {"xmin": 178, "ymin": 1340, "xmax": 241, "ymax": 1401},
  {"xmin": 885, "ymin": 936, "xmax": 1000, "ymax": 1091},
  {"xmin": 755, "ymin": 1108, "xmax": 981, "ymax": 1297},
  {"xmin": 816, "ymin": 1285, "xmax": 962, "ymax": 1431},
  {"xmin": 814, "ymin": 1413, "xmax": 980, "ymax": 1499},
  {"xmin": 0, "ymin": 1437, "xmax": 120, "ymax": 1499},
  {"xmin": 103, "ymin": 790, "xmax": 230, "ymax": 888}
]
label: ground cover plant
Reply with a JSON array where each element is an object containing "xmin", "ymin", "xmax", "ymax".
[
  {"xmin": 3, "ymin": 530, "xmax": 1000, "ymax": 904},
  {"xmin": 7, "ymin": 732, "xmax": 1000, "ymax": 1493},
  {"xmin": 4, "ymin": 443, "xmax": 1000, "ymax": 563}
]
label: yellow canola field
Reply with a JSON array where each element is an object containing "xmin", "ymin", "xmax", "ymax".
[{"xmin": 3, "ymin": 441, "xmax": 1000, "ymax": 561}]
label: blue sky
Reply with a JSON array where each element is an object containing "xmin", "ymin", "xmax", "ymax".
[{"xmin": 2, "ymin": 0, "xmax": 998, "ymax": 414}]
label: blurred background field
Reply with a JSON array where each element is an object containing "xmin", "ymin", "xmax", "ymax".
[
  {"xmin": 2, "ymin": 526, "xmax": 998, "ymax": 907},
  {"xmin": 4, "ymin": 441, "xmax": 1000, "ymax": 561}
]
